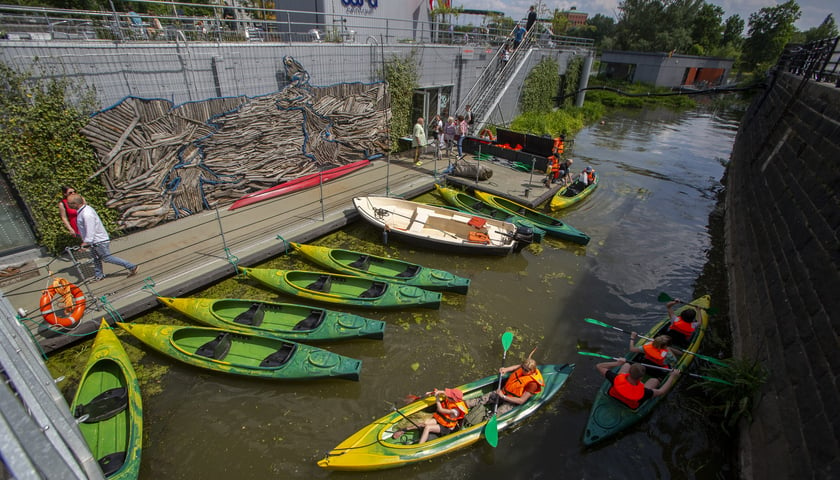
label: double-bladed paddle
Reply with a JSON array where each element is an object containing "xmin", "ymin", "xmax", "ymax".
[
  {"xmin": 484, "ymin": 331, "xmax": 514, "ymax": 447},
  {"xmin": 576, "ymin": 351, "xmax": 733, "ymax": 385},
  {"xmin": 583, "ymin": 318, "xmax": 728, "ymax": 367},
  {"xmin": 657, "ymin": 292, "xmax": 718, "ymax": 315}
]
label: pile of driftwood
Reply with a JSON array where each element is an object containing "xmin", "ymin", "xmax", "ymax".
[{"xmin": 80, "ymin": 58, "xmax": 390, "ymax": 229}]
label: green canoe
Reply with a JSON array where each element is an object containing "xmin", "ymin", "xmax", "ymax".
[
  {"xmin": 289, "ymin": 242, "xmax": 470, "ymax": 294},
  {"xmin": 473, "ymin": 190, "xmax": 590, "ymax": 245},
  {"xmin": 582, "ymin": 295, "xmax": 710, "ymax": 446},
  {"xmin": 239, "ymin": 267, "xmax": 442, "ymax": 310},
  {"xmin": 435, "ymin": 184, "xmax": 546, "ymax": 242},
  {"xmin": 550, "ymin": 173, "xmax": 598, "ymax": 210},
  {"xmin": 70, "ymin": 319, "xmax": 142, "ymax": 480},
  {"xmin": 318, "ymin": 364, "xmax": 575, "ymax": 471},
  {"xmin": 157, "ymin": 296, "xmax": 385, "ymax": 341},
  {"xmin": 117, "ymin": 322, "xmax": 362, "ymax": 381}
]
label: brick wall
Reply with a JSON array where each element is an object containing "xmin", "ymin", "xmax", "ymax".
[{"xmin": 726, "ymin": 72, "xmax": 840, "ymax": 478}]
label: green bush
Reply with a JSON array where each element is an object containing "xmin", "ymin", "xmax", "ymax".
[
  {"xmin": 519, "ymin": 57, "xmax": 560, "ymax": 114},
  {"xmin": 381, "ymin": 52, "xmax": 419, "ymax": 152},
  {"xmin": 0, "ymin": 62, "xmax": 118, "ymax": 255}
]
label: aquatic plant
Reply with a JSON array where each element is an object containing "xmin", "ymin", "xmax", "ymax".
[{"xmin": 690, "ymin": 357, "xmax": 768, "ymax": 434}]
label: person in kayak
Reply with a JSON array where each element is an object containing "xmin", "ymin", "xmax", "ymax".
[
  {"xmin": 666, "ymin": 299, "xmax": 701, "ymax": 347},
  {"xmin": 393, "ymin": 387, "xmax": 468, "ymax": 443},
  {"xmin": 467, "ymin": 348, "xmax": 543, "ymax": 415},
  {"xmin": 628, "ymin": 332, "xmax": 677, "ymax": 376},
  {"xmin": 596, "ymin": 358, "xmax": 681, "ymax": 409}
]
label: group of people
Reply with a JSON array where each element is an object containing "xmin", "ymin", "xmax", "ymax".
[
  {"xmin": 58, "ymin": 186, "xmax": 139, "ymax": 282},
  {"xmin": 412, "ymin": 105, "xmax": 474, "ymax": 166},
  {"xmin": 595, "ymin": 300, "xmax": 701, "ymax": 409},
  {"xmin": 392, "ymin": 348, "xmax": 544, "ymax": 444}
]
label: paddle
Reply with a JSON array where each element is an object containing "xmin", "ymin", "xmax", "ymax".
[
  {"xmin": 576, "ymin": 351, "xmax": 733, "ymax": 385},
  {"xmin": 484, "ymin": 331, "xmax": 514, "ymax": 448},
  {"xmin": 583, "ymin": 318, "xmax": 728, "ymax": 367},
  {"xmin": 657, "ymin": 292, "xmax": 718, "ymax": 315}
]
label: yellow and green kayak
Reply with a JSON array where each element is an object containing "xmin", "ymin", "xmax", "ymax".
[
  {"xmin": 289, "ymin": 242, "xmax": 470, "ymax": 294},
  {"xmin": 473, "ymin": 190, "xmax": 590, "ymax": 245},
  {"xmin": 583, "ymin": 295, "xmax": 710, "ymax": 446},
  {"xmin": 70, "ymin": 319, "xmax": 142, "ymax": 480},
  {"xmin": 318, "ymin": 364, "xmax": 575, "ymax": 471},
  {"xmin": 435, "ymin": 184, "xmax": 546, "ymax": 242},
  {"xmin": 157, "ymin": 296, "xmax": 385, "ymax": 341},
  {"xmin": 117, "ymin": 322, "xmax": 362, "ymax": 381},
  {"xmin": 239, "ymin": 267, "xmax": 442, "ymax": 309},
  {"xmin": 550, "ymin": 173, "xmax": 598, "ymax": 210}
]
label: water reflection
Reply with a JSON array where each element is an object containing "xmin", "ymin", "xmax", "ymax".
[{"xmin": 136, "ymin": 106, "xmax": 738, "ymax": 479}]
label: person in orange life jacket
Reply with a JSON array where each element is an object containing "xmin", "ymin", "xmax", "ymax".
[
  {"xmin": 392, "ymin": 387, "xmax": 468, "ymax": 443},
  {"xmin": 578, "ymin": 166, "xmax": 595, "ymax": 185},
  {"xmin": 629, "ymin": 332, "xmax": 676, "ymax": 377},
  {"xmin": 544, "ymin": 155, "xmax": 560, "ymax": 186},
  {"xmin": 666, "ymin": 299, "xmax": 701, "ymax": 348},
  {"xmin": 467, "ymin": 349, "xmax": 543, "ymax": 415},
  {"xmin": 596, "ymin": 358, "xmax": 681, "ymax": 409}
]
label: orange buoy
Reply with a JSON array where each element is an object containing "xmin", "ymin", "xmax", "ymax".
[
  {"xmin": 478, "ymin": 128, "xmax": 496, "ymax": 141},
  {"xmin": 39, "ymin": 277, "xmax": 85, "ymax": 327}
]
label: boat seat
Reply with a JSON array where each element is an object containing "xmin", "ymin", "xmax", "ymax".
[
  {"xmin": 306, "ymin": 274, "xmax": 332, "ymax": 293},
  {"xmin": 74, "ymin": 387, "xmax": 128, "ymax": 423},
  {"xmin": 348, "ymin": 255, "xmax": 371, "ymax": 270},
  {"xmin": 233, "ymin": 302, "xmax": 265, "ymax": 327},
  {"xmin": 195, "ymin": 332, "xmax": 232, "ymax": 360},
  {"xmin": 260, "ymin": 343, "xmax": 296, "ymax": 368},
  {"xmin": 409, "ymin": 209, "xmax": 431, "ymax": 232},
  {"xmin": 98, "ymin": 452, "xmax": 127, "ymax": 477},
  {"xmin": 293, "ymin": 310, "xmax": 325, "ymax": 330},
  {"xmin": 395, "ymin": 264, "xmax": 421, "ymax": 278},
  {"xmin": 359, "ymin": 281, "xmax": 387, "ymax": 298}
]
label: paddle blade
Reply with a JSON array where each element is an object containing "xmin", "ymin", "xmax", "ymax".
[
  {"xmin": 576, "ymin": 351, "xmax": 613, "ymax": 360},
  {"xmin": 584, "ymin": 317, "xmax": 612, "ymax": 329},
  {"xmin": 484, "ymin": 414, "xmax": 499, "ymax": 447},
  {"xmin": 501, "ymin": 332, "xmax": 514, "ymax": 351},
  {"xmin": 657, "ymin": 292, "xmax": 674, "ymax": 302}
]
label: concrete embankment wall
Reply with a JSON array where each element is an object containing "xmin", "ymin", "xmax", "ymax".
[{"xmin": 725, "ymin": 71, "xmax": 840, "ymax": 478}]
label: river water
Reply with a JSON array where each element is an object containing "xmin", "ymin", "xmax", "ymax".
[{"xmin": 103, "ymin": 106, "xmax": 740, "ymax": 479}]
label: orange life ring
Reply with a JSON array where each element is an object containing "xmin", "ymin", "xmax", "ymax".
[
  {"xmin": 478, "ymin": 128, "xmax": 496, "ymax": 141},
  {"xmin": 39, "ymin": 277, "xmax": 85, "ymax": 327}
]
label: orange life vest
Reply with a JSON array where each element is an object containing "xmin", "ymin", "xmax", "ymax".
[
  {"xmin": 503, "ymin": 367, "xmax": 545, "ymax": 397},
  {"xmin": 549, "ymin": 156, "xmax": 560, "ymax": 174},
  {"xmin": 608, "ymin": 373, "xmax": 646, "ymax": 409},
  {"xmin": 433, "ymin": 398, "xmax": 468, "ymax": 428},
  {"xmin": 553, "ymin": 137, "xmax": 564, "ymax": 155},
  {"xmin": 669, "ymin": 318, "xmax": 696, "ymax": 337},
  {"xmin": 585, "ymin": 171, "xmax": 595, "ymax": 184},
  {"xmin": 642, "ymin": 342, "xmax": 669, "ymax": 366}
]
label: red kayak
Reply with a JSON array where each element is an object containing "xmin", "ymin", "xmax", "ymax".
[{"xmin": 229, "ymin": 160, "xmax": 370, "ymax": 210}]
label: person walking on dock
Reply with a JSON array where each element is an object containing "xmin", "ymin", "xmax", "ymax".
[
  {"xmin": 412, "ymin": 117, "xmax": 427, "ymax": 166},
  {"xmin": 67, "ymin": 194, "xmax": 138, "ymax": 282}
]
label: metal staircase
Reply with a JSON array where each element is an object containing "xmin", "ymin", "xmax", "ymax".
[{"xmin": 456, "ymin": 26, "xmax": 538, "ymax": 132}]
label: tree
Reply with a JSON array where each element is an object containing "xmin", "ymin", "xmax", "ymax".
[
  {"xmin": 802, "ymin": 14, "xmax": 838, "ymax": 43},
  {"xmin": 740, "ymin": 0, "xmax": 801, "ymax": 71},
  {"xmin": 722, "ymin": 15, "xmax": 745, "ymax": 47},
  {"xmin": 550, "ymin": 9, "xmax": 571, "ymax": 35},
  {"xmin": 691, "ymin": 3, "xmax": 724, "ymax": 53},
  {"xmin": 568, "ymin": 13, "xmax": 615, "ymax": 46}
]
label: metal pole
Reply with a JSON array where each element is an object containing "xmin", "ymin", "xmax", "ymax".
[{"xmin": 319, "ymin": 171, "xmax": 325, "ymax": 221}]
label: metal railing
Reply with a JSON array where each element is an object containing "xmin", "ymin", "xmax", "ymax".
[{"xmin": 778, "ymin": 36, "xmax": 840, "ymax": 87}]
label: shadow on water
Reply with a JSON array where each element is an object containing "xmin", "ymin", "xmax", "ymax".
[{"xmin": 67, "ymin": 106, "xmax": 742, "ymax": 479}]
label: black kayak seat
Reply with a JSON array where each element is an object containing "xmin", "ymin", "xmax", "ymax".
[
  {"xmin": 74, "ymin": 387, "xmax": 128, "ymax": 423},
  {"xmin": 306, "ymin": 274, "xmax": 332, "ymax": 293},
  {"xmin": 348, "ymin": 255, "xmax": 371, "ymax": 271},
  {"xmin": 293, "ymin": 310, "xmax": 325, "ymax": 331},
  {"xmin": 395, "ymin": 264, "xmax": 420, "ymax": 278},
  {"xmin": 195, "ymin": 332, "xmax": 232, "ymax": 360},
  {"xmin": 359, "ymin": 281, "xmax": 387, "ymax": 298},
  {"xmin": 260, "ymin": 343, "xmax": 296, "ymax": 368},
  {"xmin": 98, "ymin": 451, "xmax": 127, "ymax": 477},
  {"xmin": 233, "ymin": 302, "xmax": 265, "ymax": 327}
]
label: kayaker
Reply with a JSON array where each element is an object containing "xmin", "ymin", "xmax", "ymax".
[
  {"xmin": 578, "ymin": 166, "xmax": 595, "ymax": 185},
  {"xmin": 628, "ymin": 332, "xmax": 677, "ymax": 376},
  {"xmin": 666, "ymin": 299, "xmax": 701, "ymax": 347},
  {"xmin": 596, "ymin": 358, "xmax": 681, "ymax": 409},
  {"xmin": 392, "ymin": 387, "xmax": 468, "ymax": 443},
  {"xmin": 467, "ymin": 348, "xmax": 543, "ymax": 415}
]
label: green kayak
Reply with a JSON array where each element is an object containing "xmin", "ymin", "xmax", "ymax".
[
  {"xmin": 583, "ymin": 295, "xmax": 710, "ymax": 446},
  {"xmin": 239, "ymin": 267, "xmax": 442, "ymax": 310},
  {"xmin": 473, "ymin": 190, "xmax": 590, "ymax": 245},
  {"xmin": 157, "ymin": 296, "xmax": 385, "ymax": 341},
  {"xmin": 117, "ymin": 322, "xmax": 362, "ymax": 381},
  {"xmin": 550, "ymin": 173, "xmax": 598, "ymax": 210},
  {"xmin": 70, "ymin": 319, "xmax": 142, "ymax": 480},
  {"xmin": 318, "ymin": 364, "xmax": 575, "ymax": 471},
  {"xmin": 435, "ymin": 184, "xmax": 546, "ymax": 242},
  {"xmin": 289, "ymin": 242, "xmax": 470, "ymax": 294}
]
